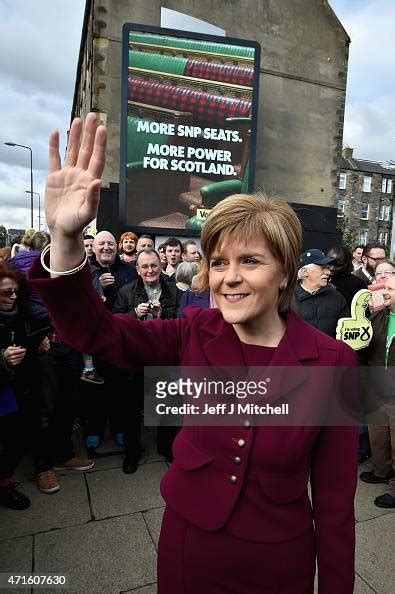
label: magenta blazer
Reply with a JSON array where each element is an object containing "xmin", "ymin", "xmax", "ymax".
[{"xmin": 29, "ymin": 260, "xmax": 358, "ymax": 594}]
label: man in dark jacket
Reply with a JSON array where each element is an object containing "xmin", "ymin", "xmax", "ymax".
[
  {"xmin": 84, "ymin": 230, "xmax": 138, "ymax": 455},
  {"xmin": 90, "ymin": 231, "xmax": 137, "ymax": 310},
  {"xmin": 293, "ymin": 249, "xmax": 349, "ymax": 338},
  {"xmin": 113, "ymin": 248, "xmax": 182, "ymax": 472},
  {"xmin": 352, "ymin": 242, "xmax": 386, "ymax": 287}
]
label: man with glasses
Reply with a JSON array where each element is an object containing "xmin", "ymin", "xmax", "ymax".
[
  {"xmin": 352, "ymin": 242, "xmax": 386, "ymax": 286},
  {"xmin": 114, "ymin": 249, "xmax": 182, "ymax": 473}
]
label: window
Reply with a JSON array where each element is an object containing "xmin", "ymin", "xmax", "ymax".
[
  {"xmin": 338, "ymin": 173, "xmax": 347, "ymax": 190},
  {"xmin": 361, "ymin": 203, "xmax": 369, "ymax": 219},
  {"xmin": 380, "ymin": 204, "xmax": 391, "ymax": 221},
  {"xmin": 382, "ymin": 178, "xmax": 393, "ymax": 194},
  {"xmin": 337, "ymin": 198, "xmax": 344, "ymax": 217},
  {"xmin": 359, "ymin": 230, "xmax": 367, "ymax": 245},
  {"xmin": 363, "ymin": 176, "xmax": 371, "ymax": 192},
  {"xmin": 378, "ymin": 231, "xmax": 389, "ymax": 245}
]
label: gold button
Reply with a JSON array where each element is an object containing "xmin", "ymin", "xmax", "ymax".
[
  {"xmin": 234, "ymin": 456, "xmax": 242, "ymax": 465},
  {"xmin": 243, "ymin": 420, "xmax": 251, "ymax": 428},
  {"xmin": 237, "ymin": 438, "xmax": 246, "ymax": 448},
  {"xmin": 229, "ymin": 475, "xmax": 238, "ymax": 484}
]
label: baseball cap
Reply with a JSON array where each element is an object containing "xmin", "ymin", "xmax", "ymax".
[{"xmin": 299, "ymin": 249, "xmax": 335, "ymax": 269}]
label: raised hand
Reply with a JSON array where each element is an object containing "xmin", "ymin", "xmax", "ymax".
[{"xmin": 45, "ymin": 113, "xmax": 107, "ymax": 239}]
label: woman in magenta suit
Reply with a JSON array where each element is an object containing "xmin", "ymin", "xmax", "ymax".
[{"xmin": 30, "ymin": 114, "xmax": 358, "ymax": 593}]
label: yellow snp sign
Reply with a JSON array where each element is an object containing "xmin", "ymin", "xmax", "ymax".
[
  {"xmin": 336, "ymin": 289, "xmax": 373, "ymax": 350},
  {"xmin": 196, "ymin": 208, "xmax": 212, "ymax": 221}
]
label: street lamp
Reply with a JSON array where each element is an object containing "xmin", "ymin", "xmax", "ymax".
[
  {"xmin": 25, "ymin": 191, "xmax": 41, "ymax": 230},
  {"xmin": 4, "ymin": 142, "xmax": 34, "ymax": 228}
]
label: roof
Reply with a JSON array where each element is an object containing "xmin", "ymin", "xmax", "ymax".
[{"xmin": 340, "ymin": 157, "xmax": 395, "ymax": 176}]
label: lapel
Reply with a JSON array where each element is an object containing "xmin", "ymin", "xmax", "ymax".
[{"xmin": 198, "ymin": 309, "xmax": 320, "ymax": 404}]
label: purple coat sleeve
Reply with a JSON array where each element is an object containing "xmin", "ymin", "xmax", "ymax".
[
  {"xmin": 28, "ymin": 258, "xmax": 185, "ymax": 369},
  {"xmin": 310, "ymin": 340, "xmax": 358, "ymax": 594}
]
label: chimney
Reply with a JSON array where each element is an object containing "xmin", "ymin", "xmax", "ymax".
[{"xmin": 342, "ymin": 146, "xmax": 354, "ymax": 160}]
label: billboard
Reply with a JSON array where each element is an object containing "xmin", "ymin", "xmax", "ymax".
[{"xmin": 120, "ymin": 23, "xmax": 260, "ymax": 235}]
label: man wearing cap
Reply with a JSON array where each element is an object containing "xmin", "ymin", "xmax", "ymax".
[{"xmin": 293, "ymin": 249, "xmax": 349, "ymax": 338}]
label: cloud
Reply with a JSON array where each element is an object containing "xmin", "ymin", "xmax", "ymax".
[
  {"xmin": 0, "ymin": 0, "xmax": 84, "ymax": 230},
  {"xmin": 331, "ymin": 0, "xmax": 395, "ymax": 161}
]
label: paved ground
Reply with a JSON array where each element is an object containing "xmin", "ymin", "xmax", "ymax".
[{"xmin": 0, "ymin": 427, "xmax": 393, "ymax": 594}]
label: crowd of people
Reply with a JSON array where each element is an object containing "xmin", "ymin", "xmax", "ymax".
[{"xmin": 0, "ymin": 112, "xmax": 393, "ymax": 592}]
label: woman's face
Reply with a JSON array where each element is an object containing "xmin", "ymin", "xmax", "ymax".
[
  {"xmin": 208, "ymin": 236, "xmax": 287, "ymax": 333},
  {"xmin": 122, "ymin": 238, "xmax": 136, "ymax": 254},
  {"xmin": 84, "ymin": 238, "xmax": 94, "ymax": 257},
  {"xmin": 0, "ymin": 277, "xmax": 19, "ymax": 311}
]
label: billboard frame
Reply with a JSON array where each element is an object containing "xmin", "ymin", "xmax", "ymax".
[{"xmin": 119, "ymin": 22, "xmax": 261, "ymax": 237}]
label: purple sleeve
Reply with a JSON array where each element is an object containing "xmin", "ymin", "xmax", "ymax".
[
  {"xmin": 28, "ymin": 258, "xmax": 185, "ymax": 369},
  {"xmin": 310, "ymin": 341, "xmax": 358, "ymax": 594}
]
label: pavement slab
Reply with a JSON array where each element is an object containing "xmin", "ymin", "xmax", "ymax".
[
  {"xmin": 0, "ymin": 536, "xmax": 33, "ymax": 594},
  {"xmin": 33, "ymin": 514, "xmax": 156, "ymax": 594},
  {"xmin": 0, "ymin": 474, "xmax": 91, "ymax": 541},
  {"xmin": 86, "ymin": 462, "xmax": 166, "ymax": 520},
  {"xmin": 355, "ymin": 477, "xmax": 395, "ymax": 522},
  {"xmin": 142, "ymin": 507, "xmax": 165, "ymax": 550},
  {"xmin": 356, "ymin": 514, "xmax": 395, "ymax": 594}
]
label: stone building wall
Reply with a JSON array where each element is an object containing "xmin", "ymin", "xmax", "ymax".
[{"xmin": 72, "ymin": 0, "xmax": 350, "ymax": 209}]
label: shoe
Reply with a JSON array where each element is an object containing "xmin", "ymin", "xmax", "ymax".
[
  {"xmin": 36, "ymin": 470, "xmax": 60, "ymax": 494},
  {"xmin": 54, "ymin": 457, "xmax": 94, "ymax": 471},
  {"xmin": 0, "ymin": 483, "xmax": 31, "ymax": 510},
  {"xmin": 122, "ymin": 447, "xmax": 145, "ymax": 474},
  {"xmin": 80, "ymin": 369, "xmax": 104, "ymax": 384},
  {"xmin": 374, "ymin": 493, "xmax": 395, "ymax": 508},
  {"xmin": 114, "ymin": 432, "xmax": 125, "ymax": 448},
  {"xmin": 359, "ymin": 470, "xmax": 394, "ymax": 484},
  {"xmin": 85, "ymin": 435, "xmax": 100, "ymax": 449},
  {"xmin": 123, "ymin": 455, "xmax": 139, "ymax": 474}
]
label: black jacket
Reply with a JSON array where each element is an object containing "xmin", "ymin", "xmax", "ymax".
[
  {"xmin": 330, "ymin": 272, "xmax": 367, "ymax": 308},
  {"xmin": 292, "ymin": 283, "xmax": 349, "ymax": 338},
  {"xmin": 90, "ymin": 255, "xmax": 138, "ymax": 311},
  {"xmin": 113, "ymin": 275, "xmax": 182, "ymax": 320}
]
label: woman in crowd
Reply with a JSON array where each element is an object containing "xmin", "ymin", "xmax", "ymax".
[
  {"xmin": 0, "ymin": 263, "xmax": 48, "ymax": 509},
  {"xmin": 118, "ymin": 231, "xmax": 138, "ymax": 263},
  {"xmin": 175, "ymin": 261, "xmax": 199, "ymax": 291},
  {"xmin": 30, "ymin": 113, "xmax": 358, "ymax": 593},
  {"xmin": 359, "ymin": 259, "xmax": 395, "ymax": 508},
  {"xmin": 0, "ymin": 247, "xmax": 11, "ymax": 262}
]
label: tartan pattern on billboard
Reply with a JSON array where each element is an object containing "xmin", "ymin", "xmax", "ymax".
[
  {"xmin": 128, "ymin": 77, "xmax": 251, "ymax": 125},
  {"xmin": 184, "ymin": 60, "xmax": 254, "ymax": 87}
]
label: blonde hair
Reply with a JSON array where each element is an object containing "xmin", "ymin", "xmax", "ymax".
[{"xmin": 195, "ymin": 193, "xmax": 302, "ymax": 312}]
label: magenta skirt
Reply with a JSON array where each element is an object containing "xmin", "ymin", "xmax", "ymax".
[{"xmin": 158, "ymin": 506, "xmax": 315, "ymax": 594}]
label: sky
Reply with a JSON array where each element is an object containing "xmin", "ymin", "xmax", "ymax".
[{"xmin": 0, "ymin": 0, "xmax": 394, "ymax": 231}]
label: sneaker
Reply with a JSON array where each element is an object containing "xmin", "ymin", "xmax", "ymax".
[
  {"xmin": 359, "ymin": 470, "xmax": 394, "ymax": 484},
  {"xmin": 0, "ymin": 483, "xmax": 31, "ymax": 510},
  {"xmin": 86, "ymin": 435, "xmax": 100, "ymax": 449},
  {"xmin": 54, "ymin": 457, "xmax": 94, "ymax": 471},
  {"xmin": 80, "ymin": 369, "xmax": 104, "ymax": 384},
  {"xmin": 374, "ymin": 493, "xmax": 395, "ymax": 508},
  {"xmin": 36, "ymin": 470, "xmax": 60, "ymax": 494}
]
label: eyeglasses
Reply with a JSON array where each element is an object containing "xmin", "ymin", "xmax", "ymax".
[
  {"xmin": 0, "ymin": 288, "xmax": 19, "ymax": 297},
  {"xmin": 375, "ymin": 270, "xmax": 395, "ymax": 278},
  {"xmin": 367, "ymin": 256, "xmax": 386, "ymax": 262},
  {"xmin": 138, "ymin": 264, "xmax": 160, "ymax": 271}
]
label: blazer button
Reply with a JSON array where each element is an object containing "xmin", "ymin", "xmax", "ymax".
[
  {"xmin": 229, "ymin": 475, "xmax": 238, "ymax": 484},
  {"xmin": 243, "ymin": 420, "xmax": 251, "ymax": 428},
  {"xmin": 237, "ymin": 438, "xmax": 246, "ymax": 448},
  {"xmin": 234, "ymin": 456, "xmax": 242, "ymax": 465}
]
